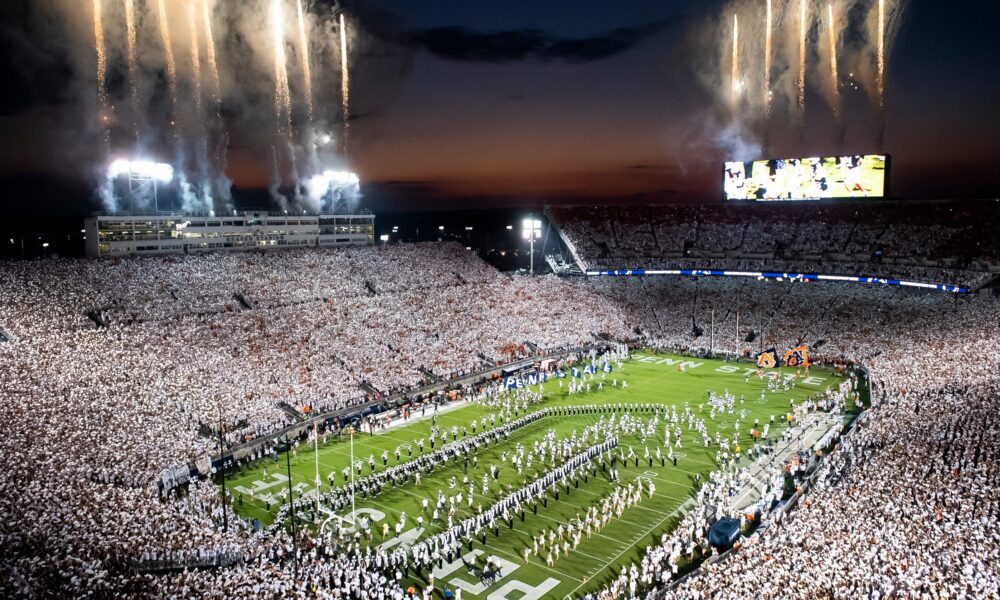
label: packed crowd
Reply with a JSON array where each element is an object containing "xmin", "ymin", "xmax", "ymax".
[
  {"xmin": 550, "ymin": 201, "xmax": 1000, "ymax": 287},
  {"xmin": 586, "ymin": 290, "xmax": 1000, "ymax": 599},
  {"xmin": 2, "ymin": 238, "xmax": 1000, "ymax": 597}
]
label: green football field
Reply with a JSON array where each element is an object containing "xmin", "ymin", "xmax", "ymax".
[{"xmin": 226, "ymin": 352, "xmax": 841, "ymax": 598}]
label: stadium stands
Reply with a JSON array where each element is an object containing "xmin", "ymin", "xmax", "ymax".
[
  {"xmin": 2, "ymin": 238, "xmax": 999, "ymax": 598},
  {"xmin": 549, "ymin": 200, "xmax": 1000, "ymax": 288}
]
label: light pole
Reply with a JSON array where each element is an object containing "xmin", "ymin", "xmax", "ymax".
[
  {"xmin": 710, "ymin": 309, "xmax": 715, "ymax": 356},
  {"xmin": 313, "ymin": 422, "xmax": 321, "ymax": 520},
  {"xmin": 350, "ymin": 426, "xmax": 356, "ymax": 531},
  {"xmin": 521, "ymin": 217, "xmax": 542, "ymax": 274},
  {"xmin": 282, "ymin": 436, "xmax": 298, "ymax": 580},
  {"xmin": 735, "ymin": 310, "xmax": 740, "ymax": 360},
  {"xmin": 217, "ymin": 407, "xmax": 229, "ymax": 533}
]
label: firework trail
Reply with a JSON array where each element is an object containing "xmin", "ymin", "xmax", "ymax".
[
  {"xmin": 156, "ymin": 0, "xmax": 179, "ymax": 131},
  {"xmin": 340, "ymin": 12, "xmax": 350, "ymax": 147},
  {"xmin": 202, "ymin": 0, "xmax": 222, "ymax": 109},
  {"xmin": 764, "ymin": 0, "xmax": 772, "ymax": 115},
  {"xmin": 124, "ymin": 0, "xmax": 140, "ymax": 137},
  {"xmin": 877, "ymin": 0, "xmax": 885, "ymax": 109},
  {"xmin": 272, "ymin": 0, "xmax": 293, "ymax": 135},
  {"xmin": 798, "ymin": 0, "xmax": 807, "ymax": 119},
  {"xmin": 731, "ymin": 14, "xmax": 739, "ymax": 105},
  {"xmin": 92, "ymin": 0, "xmax": 109, "ymax": 142},
  {"xmin": 188, "ymin": 3, "xmax": 203, "ymax": 118},
  {"xmin": 296, "ymin": 0, "xmax": 313, "ymax": 122},
  {"xmin": 828, "ymin": 3, "xmax": 839, "ymax": 117},
  {"xmin": 270, "ymin": 144, "xmax": 289, "ymax": 211}
]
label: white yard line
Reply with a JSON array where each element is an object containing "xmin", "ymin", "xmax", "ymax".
[{"xmin": 562, "ymin": 498, "xmax": 695, "ymax": 600}]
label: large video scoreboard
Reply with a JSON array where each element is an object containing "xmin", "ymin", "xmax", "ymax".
[{"xmin": 724, "ymin": 154, "xmax": 889, "ymax": 201}]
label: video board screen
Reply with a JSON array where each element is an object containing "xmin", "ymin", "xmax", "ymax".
[{"xmin": 724, "ymin": 154, "xmax": 888, "ymax": 201}]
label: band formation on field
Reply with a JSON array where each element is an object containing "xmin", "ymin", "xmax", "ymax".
[{"xmin": 225, "ymin": 350, "xmax": 852, "ymax": 598}]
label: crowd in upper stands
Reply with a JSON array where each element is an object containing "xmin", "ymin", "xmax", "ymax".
[
  {"xmin": 550, "ymin": 200, "xmax": 1000, "ymax": 288},
  {"xmin": 2, "ymin": 228, "xmax": 999, "ymax": 598}
]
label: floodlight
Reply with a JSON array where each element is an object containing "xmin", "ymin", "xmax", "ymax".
[
  {"xmin": 521, "ymin": 218, "xmax": 542, "ymax": 240},
  {"xmin": 107, "ymin": 158, "xmax": 173, "ymax": 182},
  {"xmin": 521, "ymin": 216, "xmax": 543, "ymax": 273},
  {"xmin": 322, "ymin": 170, "xmax": 360, "ymax": 186}
]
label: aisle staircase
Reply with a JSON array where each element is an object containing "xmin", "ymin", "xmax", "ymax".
[
  {"xmin": 86, "ymin": 308, "xmax": 108, "ymax": 328},
  {"xmin": 545, "ymin": 254, "xmax": 583, "ymax": 276},
  {"xmin": 418, "ymin": 366, "xmax": 442, "ymax": 383},
  {"xmin": 278, "ymin": 402, "xmax": 304, "ymax": 421},
  {"xmin": 233, "ymin": 293, "xmax": 254, "ymax": 310},
  {"xmin": 544, "ymin": 206, "xmax": 589, "ymax": 273}
]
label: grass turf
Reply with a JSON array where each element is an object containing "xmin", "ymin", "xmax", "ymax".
[{"xmin": 225, "ymin": 352, "xmax": 840, "ymax": 598}]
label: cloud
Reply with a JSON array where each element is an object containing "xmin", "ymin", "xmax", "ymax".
[{"xmin": 413, "ymin": 20, "xmax": 676, "ymax": 64}]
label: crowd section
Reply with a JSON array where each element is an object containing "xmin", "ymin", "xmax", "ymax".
[
  {"xmin": 550, "ymin": 201, "xmax": 1000, "ymax": 286},
  {"xmin": 589, "ymin": 287, "xmax": 1000, "ymax": 599},
  {"xmin": 2, "ymin": 239, "xmax": 999, "ymax": 598}
]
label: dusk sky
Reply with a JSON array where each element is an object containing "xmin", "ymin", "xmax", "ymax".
[{"xmin": 0, "ymin": 0, "xmax": 998, "ymax": 213}]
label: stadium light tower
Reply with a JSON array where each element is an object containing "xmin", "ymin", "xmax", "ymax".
[
  {"xmin": 107, "ymin": 159, "xmax": 173, "ymax": 213},
  {"xmin": 306, "ymin": 169, "xmax": 360, "ymax": 213},
  {"xmin": 522, "ymin": 217, "xmax": 542, "ymax": 274}
]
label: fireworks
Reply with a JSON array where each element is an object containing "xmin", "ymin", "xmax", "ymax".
[
  {"xmin": 296, "ymin": 0, "xmax": 313, "ymax": 123},
  {"xmin": 878, "ymin": 0, "xmax": 885, "ymax": 108},
  {"xmin": 188, "ymin": 2, "xmax": 203, "ymax": 118},
  {"xmin": 156, "ymin": 0, "xmax": 179, "ymax": 130},
  {"xmin": 76, "ymin": 0, "xmax": 362, "ymax": 212},
  {"xmin": 799, "ymin": 0, "xmax": 807, "ymax": 118},
  {"xmin": 764, "ymin": 0, "xmax": 772, "ymax": 115},
  {"xmin": 828, "ymin": 3, "xmax": 839, "ymax": 116},
  {"xmin": 731, "ymin": 14, "xmax": 739, "ymax": 104},
  {"xmin": 272, "ymin": 0, "xmax": 293, "ymax": 135},
  {"xmin": 92, "ymin": 0, "xmax": 109, "ymax": 137},
  {"xmin": 202, "ymin": 0, "xmax": 221, "ymax": 108},
  {"xmin": 124, "ymin": 0, "xmax": 140, "ymax": 136},
  {"xmin": 340, "ymin": 12, "xmax": 350, "ymax": 147}
]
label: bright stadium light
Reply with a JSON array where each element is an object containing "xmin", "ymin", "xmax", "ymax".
[
  {"xmin": 108, "ymin": 159, "xmax": 173, "ymax": 182},
  {"xmin": 306, "ymin": 169, "xmax": 360, "ymax": 212},
  {"xmin": 322, "ymin": 170, "xmax": 360, "ymax": 186},
  {"xmin": 521, "ymin": 217, "xmax": 542, "ymax": 274},
  {"xmin": 106, "ymin": 158, "xmax": 174, "ymax": 213}
]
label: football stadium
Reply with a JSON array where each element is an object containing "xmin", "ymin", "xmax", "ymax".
[{"xmin": 2, "ymin": 1, "xmax": 1000, "ymax": 599}]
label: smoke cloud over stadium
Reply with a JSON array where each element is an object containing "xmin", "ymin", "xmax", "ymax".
[
  {"xmin": 29, "ymin": 0, "xmax": 379, "ymax": 214},
  {"xmin": 697, "ymin": 0, "xmax": 906, "ymax": 159}
]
